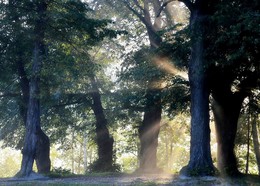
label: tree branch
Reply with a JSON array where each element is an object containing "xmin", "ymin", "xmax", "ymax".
[
  {"xmin": 123, "ymin": 1, "xmax": 147, "ymax": 26},
  {"xmin": 132, "ymin": 0, "xmax": 145, "ymax": 12},
  {"xmin": 143, "ymin": 0, "xmax": 152, "ymax": 25},
  {"xmin": 156, "ymin": 0, "xmax": 174, "ymax": 17}
]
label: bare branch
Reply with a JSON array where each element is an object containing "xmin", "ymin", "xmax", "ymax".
[
  {"xmin": 123, "ymin": 1, "xmax": 147, "ymax": 25},
  {"xmin": 143, "ymin": 0, "xmax": 152, "ymax": 25}
]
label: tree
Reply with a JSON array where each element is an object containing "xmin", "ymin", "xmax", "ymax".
[
  {"xmin": 207, "ymin": 0, "xmax": 260, "ymax": 176},
  {"xmin": 178, "ymin": 0, "xmax": 217, "ymax": 176},
  {"xmin": 211, "ymin": 69, "xmax": 246, "ymax": 176},
  {"xmin": 113, "ymin": 1, "xmax": 163, "ymax": 172},
  {"xmin": 88, "ymin": 74, "xmax": 115, "ymax": 172},
  {"xmin": 113, "ymin": 0, "xmax": 189, "ymax": 172},
  {"xmin": 17, "ymin": 0, "xmax": 49, "ymax": 177}
]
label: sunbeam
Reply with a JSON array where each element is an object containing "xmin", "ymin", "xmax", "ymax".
[{"xmin": 153, "ymin": 56, "xmax": 188, "ymax": 80}]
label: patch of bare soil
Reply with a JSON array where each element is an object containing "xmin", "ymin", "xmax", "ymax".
[{"xmin": 0, "ymin": 173, "xmax": 260, "ymax": 185}]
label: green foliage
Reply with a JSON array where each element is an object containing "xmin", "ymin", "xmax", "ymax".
[
  {"xmin": 207, "ymin": 0, "xmax": 260, "ymax": 79},
  {"xmin": 119, "ymin": 39, "xmax": 190, "ymax": 117},
  {"xmin": 88, "ymin": 160, "xmax": 121, "ymax": 173},
  {"xmin": 235, "ymin": 95, "xmax": 260, "ymax": 175},
  {"xmin": 157, "ymin": 114, "xmax": 190, "ymax": 172},
  {"xmin": 48, "ymin": 167, "xmax": 74, "ymax": 178},
  {"xmin": 0, "ymin": 0, "xmax": 124, "ymax": 148},
  {"xmin": 162, "ymin": 76, "xmax": 190, "ymax": 118}
]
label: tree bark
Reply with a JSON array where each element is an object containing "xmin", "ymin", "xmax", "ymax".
[
  {"xmin": 139, "ymin": 87, "xmax": 162, "ymax": 172},
  {"xmin": 212, "ymin": 92, "xmax": 244, "ymax": 176},
  {"xmin": 180, "ymin": 8, "xmax": 215, "ymax": 176},
  {"xmin": 8, "ymin": 1, "xmax": 50, "ymax": 173},
  {"xmin": 137, "ymin": 1, "xmax": 164, "ymax": 173},
  {"xmin": 17, "ymin": 56, "xmax": 51, "ymax": 174},
  {"xmin": 17, "ymin": 0, "xmax": 50, "ymax": 177},
  {"xmin": 18, "ymin": 43, "xmax": 42, "ymax": 177},
  {"xmin": 211, "ymin": 68, "xmax": 246, "ymax": 176},
  {"xmin": 123, "ymin": 0, "xmax": 164, "ymax": 173},
  {"xmin": 17, "ymin": 59, "xmax": 30, "ymax": 125},
  {"xmin": 35, "ymin": 129, "xmax": 51, "ymax": 174},
  {"xmin": 90, "ymin": 76, "xmax": 114, "ymax": 172}
]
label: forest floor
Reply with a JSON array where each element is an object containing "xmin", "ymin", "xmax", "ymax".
[{"xmin": 0, "ymin": 173, "xmax": 260, "ymax": 186}]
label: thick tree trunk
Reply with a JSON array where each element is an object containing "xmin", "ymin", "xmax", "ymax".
[
  {"xmin": 212, "ymin": 98, "xmax": 242, "ymax": 176},
  {"xmin": 211, "ymin": 79, "xmax": 245, "ymax": 176},
  {"xmin": 17, "ymin": 0, "xmax": 50, "ymax": 177},
  {"xmin": 181, "ymin": 10, "xmax": 215, "ymax": 176},
  {"xmin": 90, "ymin": 76, "xmax": 114, "ymax": 172},
  {"xmin": 138, "ymin": 3, "xmax": 163, "ymax": 172},
  {"xmin": 252, "ymin": 114, "xmax": 260, "ymax": 175},
  {"xmin": 138, "ymin": 88, "xmax": 162, "ymax": 172},
  {"xmin": 9, "ymin": 2, "xmax": 50, "ymax": 172},
  {"xmin": 17, "ymin": 59, "xmax": 51, "ymax": 174},
  {"xmin": 124, "ymin": 1, "xmax": 164, "ymax": 173},
  {"xmin": 18, "ymin": 44, "xmax": 42, "ymax": 177},
  {"xmin": 35, "ymin": 129, "xmax": 51, "ymax": 174}
]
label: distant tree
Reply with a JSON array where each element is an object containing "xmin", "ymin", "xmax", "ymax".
[
  {"xmin": 88, "ymin": 74, "xmax": 115, "ymax": 172},
  {"xmin": 105, "ymin": 0, "xmax": 189, "ymax": 172}
]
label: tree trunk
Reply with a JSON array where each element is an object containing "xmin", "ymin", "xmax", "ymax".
[
  {"xmin": 212, "ymin": 85, "xmax": 245, "ymax": 176},
  {"xmin": 139, "ymin": 87, "xmax": 162, "ymax": 172},
  {"xmin": 180, "ymin": 9, "xmax": 215, "ymax": 176},
  {"xmin": 124, "ymin": 1, "xmax": 165, "ymax": 173},
  {"xmin": 83, "ymin": 131, "xmax": 88, "ymax": 172},
  {"xmin": 18, "ymin": 44, "xmax": 42, "ymax": 177},
  {"xmin": 252, "ymin": 113, "xmax": 260, "ymax": 175},
  {"xmin": 17, "ymin": 0, "xmax": 50, "ymax": 177},
  {"xmin": 139, "ymin": 2, "xmax": 163, "ymax": 172},
  {"xmin": 17, "ymin": 59, "xmax": 30, "ymax": 125},
  {"xmin": 245, "ymin": 114, "xmax": 250, "ymax": 174},
  {"xmin": 90, "ymin": 76, "xmax": 114, "ymax": 172},
  {"xmin": 35, "ymin": 129, "xmax": 51, "ymax": 174},
  {"xmin": 17, "ymin": 58, "xmax": 50, "ymax": 174},
  {"xmin": 10, "ymin": 0, "xmax": 50, "ymax": 173}
]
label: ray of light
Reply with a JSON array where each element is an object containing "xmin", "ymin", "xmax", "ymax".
[{"xmin": 153, "ymin": 56, "xmax": 188, "ymax": 80}]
